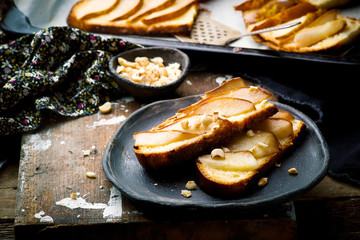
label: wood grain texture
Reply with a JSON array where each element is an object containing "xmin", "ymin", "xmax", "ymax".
[
  {"xmin": 295, "ymin": 198, "xmax": 360, "ymax": 240},
  {"xmin": 0, "ymin": 162, "xmax": 18, "ymax": 220},
  {"xmin": 15, "ymin": 97, "xmax": 142, "ymax": 226}
]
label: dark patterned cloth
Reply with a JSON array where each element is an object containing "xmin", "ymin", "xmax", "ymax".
[{"xmin": 0, "ymin": 26, "xmax": 140, "ymax": 135}]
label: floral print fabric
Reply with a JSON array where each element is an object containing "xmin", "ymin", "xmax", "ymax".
[{"xmin": 0, "ymin": 26, "xmax": 140, "ymax": 135}]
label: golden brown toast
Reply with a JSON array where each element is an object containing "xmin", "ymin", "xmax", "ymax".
[
  {"xmin": 196, "ymin": 110, "xmax": 305, "ymax": 197},
  {"xmin": 133, "ymin": 77, "xmax": 278, "ymax": 170},
  {"xmin": 67, "ymin": 0, "xmax": 200, "ymax": 35},
  {"xmin": 235, "ymin": 0, "xmax": 360, "ymax": 52},
  {"xmin": 134, "ymin": 116, "xmax": 234, "ymax": 169}
]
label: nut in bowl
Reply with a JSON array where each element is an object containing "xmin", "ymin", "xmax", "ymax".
[{"xmin": 109, "ymin": 47, "xmax": 190, "ymax": 101}]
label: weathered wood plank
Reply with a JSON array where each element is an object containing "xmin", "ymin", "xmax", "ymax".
[
  {"xmin": 0, "ymin": 222, "xmax": 15, "ymax": 240},
  {"xmin": 0, "ymin": 161, "xmax": 19, "ymax": 220},
  {"xmin": 298, "ymin": 176, "xmax": 360, "ymax": 200},
  {"xmin": 15, "ymin": 97, "xmax": 142, "ymax": 226},
  {"xmin": 15, "ymin": 216, "xmax": 297, "ymax": 240},
  {"xmin": 295, "ymin": 198, "xmax": 360, "ymax": 240}
]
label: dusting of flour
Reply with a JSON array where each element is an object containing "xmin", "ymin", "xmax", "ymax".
[
  {"xmin": 34, "ymin": 210, "xmax": 54, "ymax": 223},
  {"xmin": 55, "ymin": 187, "xmax": 123, "ymax": 221},
  {"xmin": 27, "ymin": 134, "xmax": 52, "ymax": 151},
  {"xmin": 103, "ymin": 186, "xmax": 122, "ymax": 221},
  {"xmin": 55, "ymin": 196, "xmax": 107, "ymax": 210},
  {"xmin": 90, "ymin": 116, "xmax": 127, "ymax": 128}
]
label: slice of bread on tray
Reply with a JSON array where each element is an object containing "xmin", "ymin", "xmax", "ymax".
[
  {"xmin": 196, "ymin": 110, "xmax": 305, "ymax": 197},
  {"xmin": 133, "ymin": 77, "xmax": 278, "ymax": 169}
]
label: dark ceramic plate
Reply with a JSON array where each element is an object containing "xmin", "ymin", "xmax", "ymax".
[{"xmin": 102, "ymin": 95, "xmax": 329, "ymax": 210}]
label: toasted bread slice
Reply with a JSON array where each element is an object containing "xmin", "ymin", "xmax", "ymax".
[
  {"xmin": 134, "ymin": 115, "xmax": 234, "ymax": 169},
  {"xmin": 155, "ymin": 84, "xmax": 276, "ymax": 132},
  {"xmin": 67, "ymin": 0, "xmax": 199, "ymax": 35},
  {"xmin": 196, "ymin": 110, "xmax": 305, "ymax": 197},
  {"xmin": 133, "ymin": 78, "xmax": 278, "ymax": 170}
]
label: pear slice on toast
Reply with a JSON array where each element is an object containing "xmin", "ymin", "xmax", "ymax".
[{"xmin": 196, "ymin": 109, "xmax": 305, "ymax": 197}]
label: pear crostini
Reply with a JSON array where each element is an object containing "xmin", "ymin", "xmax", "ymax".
[
  {"xmin": 133, "ymin": 77, "xmax": 278, "ymax": 170},
  {"xmin": 196, "ymin": 110, "xmax": 305, "ymax": 197}
]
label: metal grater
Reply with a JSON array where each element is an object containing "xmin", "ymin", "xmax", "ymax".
[{"xmin": 174, "ymin": 11, "xmax": 241, "ymax": 46}]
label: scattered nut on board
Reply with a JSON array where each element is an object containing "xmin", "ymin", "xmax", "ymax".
[
  {"xmin": 86, "ymin": 171, "xmax": 96, "ymax": 178},
  {"xmin": 99, "ymin": 102, "xmax": 112, "ymax": 114},
  {"xmin": 82, "ymin": 150, "xmax": 91, "ymax": 156},
  {"xmin": 70, "ymin": 193, "xmax": 77, "ymax": 200}
]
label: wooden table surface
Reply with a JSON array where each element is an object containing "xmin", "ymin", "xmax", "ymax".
[
  {"xmin": 1, "ymin": 1, "xmax": 360, "ymax": 239},
  {"xmin": 1, "ymin": 71, "xmax": 360, "ymax": 240}
]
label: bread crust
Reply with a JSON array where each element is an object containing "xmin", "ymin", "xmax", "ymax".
[{"xmin": 83, "ymin": 20, "xmax": 194, "ymax": 35}]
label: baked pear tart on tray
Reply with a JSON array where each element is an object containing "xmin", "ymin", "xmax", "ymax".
[{"xmin": 234, "ymin": 0, "xmax": 360, "ymax": 52}]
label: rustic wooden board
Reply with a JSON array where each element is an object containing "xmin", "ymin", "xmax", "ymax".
[
  {"xmin": 0, "ymin": 161, "xmax": 18, "ymax": 221},
  {"xmin": 299, "ymin": 175, "xmax": 360, "ymax": 200},
  {"xmin": 295, "ymin": 176, "xmax": 360, "ymax": 240},
  {"xmin": 15, "ymin": 96, "xmax": 142, "ymax": 225}
]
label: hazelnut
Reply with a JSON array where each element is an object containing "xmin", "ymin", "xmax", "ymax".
[
  {"xmin": 70, "ymin": 193, "xmax": 77, "ymax": 200},
  {"xmin": 211, "ymin": 148, "xmax": 225, "ymax": 159},
  {"xmin": 181, "ymin": 120, "xmax": 189, "ymax": 130},
  {"xmin": 288, "ymin": 168, "xmax": 298, "ymax": 175},
  {"xmin": 258, "ymin": 177, "xmax": 268, "ymax": 187},
  {"xmin": 181, "ymin": 190, "xmax": 192, "ymax": 198},
  {"xmin": 246, "ymin": 130, "xmax": 256, "ymax": 137},
  {"xmin": 185, "ymin": 181, "xmax": 197, "ymax": 190},
  {"xmin": 86, "ymin": 171, "xmax": 96, "ymax": 178}
]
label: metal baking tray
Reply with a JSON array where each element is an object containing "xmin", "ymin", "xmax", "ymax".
[{"xmin": 2, "ymin": 0, "xmax": 360, "ymax": 66}]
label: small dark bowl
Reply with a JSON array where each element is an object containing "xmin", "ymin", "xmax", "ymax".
[{"xmin": 109, "ymin": 47, "xmax": 190, "ymax": 101}]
